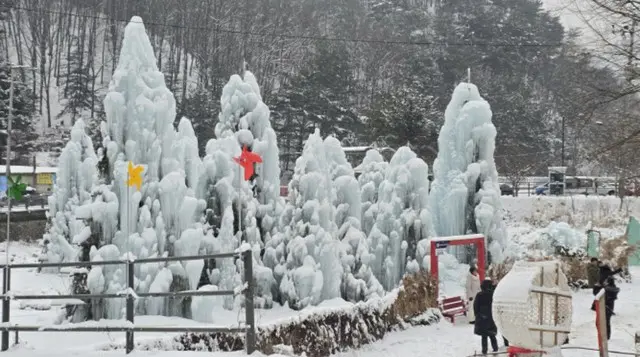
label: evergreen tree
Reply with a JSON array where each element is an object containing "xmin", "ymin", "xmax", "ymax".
[
  {"xmin": 0, "ymin": 62, "xmax": 38, "ymax": 164},
  {"xmin": 178, "ymin": 87, "xmax": 218, "ymax": 155},
  {"xmin": 271, "ymin": 43, "xmax": 363, "ymax": 174},
  {"xmin": 368, "ymin": 87, "xmax": 441, "ymax": 163},
  {"xmin": 59, "ymin": 42, "xmax": 101, "ymax": 126}
]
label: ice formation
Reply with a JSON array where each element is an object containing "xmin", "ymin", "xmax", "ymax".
[
  {"xmin": 267, "ymin": 129, "xmax": 333, "ymax": 309},
  {"xmin": 214, "ymin": 71, "xmax": 282, "ymax": 243},
  {"xmin": 45, "ymin": 17, "xmax": 208, "ymax": 318},
  {"xmin": 429, "ymin": 82, "xmax": 507, "ymax": 263},
  {"xmin": 368, "ymin": 146, "xmax": 434, "ymax": 290},
  {"xmin": 198, "ymin": 72, "xmax": 284, "ymax": 310},
  {"xmin": 44, "ymin": 119, "xmax": 98, "ymax": 265},
  {"xmin": 358, "ymin": 150, "xmax": 388, "ymax": 236}
]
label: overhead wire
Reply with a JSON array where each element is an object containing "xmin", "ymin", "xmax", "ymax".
[{"xmin": 9, "ymin": 5, "xmax": 566, "ymax": 49}]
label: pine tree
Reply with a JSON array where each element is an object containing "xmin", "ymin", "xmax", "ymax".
[
  {"xmin": 59, "ymin": 43, "xmax": 101, "ymax": 126},
  {"xmin": 0, "ymin": 62, "xmax": 38, "ymax": 164},
  {"xmin": 271, "ymin": 43, "xmax": 363, "ymax": 173},
  {"xmin": 178, "ymin": 87, "xmax": 218, "ymax": 155},
  {"xmin": 368, "ymin": 87, "xmax": 440, "ymax": 163}
]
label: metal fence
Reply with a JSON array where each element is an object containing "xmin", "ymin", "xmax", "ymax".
[{"xmin": 0, "ymin": 250, "xmax": 256, "ymax": 354}]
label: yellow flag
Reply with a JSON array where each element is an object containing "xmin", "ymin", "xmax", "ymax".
[{"xmin": 127, "ymin": 161, "xmax": 144, "ymax": 191}]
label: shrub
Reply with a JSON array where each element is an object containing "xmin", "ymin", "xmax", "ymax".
[{"xmin": 105, "ymin": 272, "xmax": 440, "ymax": 357}]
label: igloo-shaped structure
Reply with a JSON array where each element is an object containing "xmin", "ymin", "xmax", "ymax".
[{"xmin": 492, "ymin": 260, "xmax": 572, "ymax": 351}]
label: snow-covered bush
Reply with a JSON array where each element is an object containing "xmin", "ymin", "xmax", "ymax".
[
  {"xmin": 44, "ymin": 119, "xmax": 98, "ymax": 265},
  {"xmin": 544, "ymin": 221, "xmax": 585, "ymax": 256},
  {"xmin": 174, "ymin": 271, "xmax": 439, "ymax": 356},
  {"xmin": 196, "ymin": 136, "xmax": 243, "ymax": 310},
  {"xmin": 267, "ymin": 129, "xmax": 336, "ymax": 309},
  {"xmin": 325, "ymin": 137, "xmax": 382, "ymax": 301},
  {"xmin": 429, "ymin": 82, "xmax": 507, "ymax": 263},
  {"xmin": 358, "ymin": 150, "xmax": 388, "ymax": 237},
  {"xmin": 368, "ymin": 146, "xmax": 434, "ymax": 291}
]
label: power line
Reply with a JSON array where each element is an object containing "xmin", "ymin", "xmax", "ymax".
[{"xmin": 10, "ymin": 5, "xmax": 565, "ymax": 48}]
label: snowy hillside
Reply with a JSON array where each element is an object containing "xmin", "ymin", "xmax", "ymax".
[{"xmin": 3, "ymin": 6, "xmax": 199, "ymax": 166}]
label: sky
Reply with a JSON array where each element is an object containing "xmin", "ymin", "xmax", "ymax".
[{"xmin": 542, "ymin": 0, "xmax": 627, "ymax": 67}]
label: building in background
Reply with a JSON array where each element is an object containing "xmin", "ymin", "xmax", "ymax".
[{"xmin": 0, "ymin": 165, "xmax": 57, "ymax": 193}]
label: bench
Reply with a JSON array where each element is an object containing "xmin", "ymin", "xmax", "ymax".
[{"xmin": 439, "ymin": 296, "xmax": 467, "ymax": 323}]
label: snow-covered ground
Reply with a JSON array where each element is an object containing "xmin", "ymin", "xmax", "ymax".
[
  {"xmin": 1, "ymin": 195, "xmax": 639, "ymax": 356},
  {"xmin": 3, "ymin": 238, "xmax": 640, "ymax": 357}
]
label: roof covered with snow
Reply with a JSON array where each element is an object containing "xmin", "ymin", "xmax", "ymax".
[{"xmin": 0, "ymin": 166, "xmax": 58, "ymax": 174}]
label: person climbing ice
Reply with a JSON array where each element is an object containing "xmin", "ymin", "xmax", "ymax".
[
  {"xmin": 465, "ymin": 266, "xmax": 481, "ymax": 324},
  {"xmin": 474, "ymin": 279, "xmax": 499, "ymax": 355}
]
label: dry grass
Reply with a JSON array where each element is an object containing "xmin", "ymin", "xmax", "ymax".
[
  {"xmin": 487, "ymin": 261, "xmax": 513, "ymax": 282},
  {"xmin": 488, "ymin": 257, "xmax": 590, "ymax": 289},
  {"xmin": 391, "ymin": 271, "xmax": 438, "ymax": 318},
  {"xmin": 600, "ymin": 236, "xmax": 635, "ymax": 270}
]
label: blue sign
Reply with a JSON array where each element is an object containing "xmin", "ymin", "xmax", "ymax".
[
  {"xmin": 435, "ymin": 241, "xmax": 449, "ymax": 249},
  {"xmin": 0, "ymin": 176, "xmax": 6, "ymax": 193}
]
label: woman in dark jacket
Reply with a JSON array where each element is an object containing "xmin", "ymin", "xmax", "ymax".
[{"xmin": 474, "ymin": 279, "xmax": 498, "ymax": 355}]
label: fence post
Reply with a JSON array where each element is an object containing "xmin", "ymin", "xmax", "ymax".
[
  {"xmin": 2, "ymin": 266, "xmax": 10, "ymax": 351},
  {"xmin": 635, "ymin": 330, "xmax": 640, "ymax": 357},
  {"xmin": 125, "ymin": 260, "xmax": 134, "ymax": 354},
  {"xmin": 243, "ymin": 250, "xmax": 256, "ymax": 354}
]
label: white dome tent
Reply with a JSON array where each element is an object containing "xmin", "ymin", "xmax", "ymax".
[{"xmin": 492, "ymin": 260, "xmax": 572, "ymax": 354}]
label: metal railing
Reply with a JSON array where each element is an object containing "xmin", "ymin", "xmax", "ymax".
[{"xmin": 0, "ymin": 250, "xmax": 256, "ymax": 354}]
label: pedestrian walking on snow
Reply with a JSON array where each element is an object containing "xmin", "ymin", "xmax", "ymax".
[
  {"xmin": 466, "ymin": 266, "xmax": 481, "ymax": 324},
  {"xmin": 474, "ymin": 279, "xmax": 499, "ymax": 355}
]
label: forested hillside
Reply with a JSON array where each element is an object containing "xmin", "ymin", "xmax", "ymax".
[{"xmin": 0, "ymin": 0, "xmax": 630, "ymax": 180}]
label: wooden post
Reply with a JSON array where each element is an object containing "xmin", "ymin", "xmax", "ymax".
[
  {"xmin": 125, "ymin": 260, "xmax": 135, "ymax": 354},
  {"xmin": 595, "ymin": 290, "xmax": 609, "ymax": 357},
  {"xmin": 538, "ymin": 266, "xmax": 544, "ymax": 347},
  {"xmin": 243, "ymin": 250, "xmax": 256, "ymax": 354},
  {"xmin": 553, "ymin": 263, "xmax": 559, "ymax": 345},
  {"xmin": 634, "ymin": 331, "xmax": 640, "ymax": 357},
  {"xmin": 1, "ymin": 266, "xmax": 10, "ymax": 351}
]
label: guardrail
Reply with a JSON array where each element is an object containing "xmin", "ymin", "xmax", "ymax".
[{"xmin": 0, "ymin": 250, "xmax": 256, "ymax": 354}]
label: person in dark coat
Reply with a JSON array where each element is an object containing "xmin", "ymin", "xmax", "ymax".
[
  {"xmin": 591, "ymin": 261, "xmax": 622, "ymax": 311},
  {"xmin": 603, "ymin": 276, "xmax": 620, "ymax": 340},
  {"xmin": 599, "ymin": 263, "xmax": 623, "ymax": 285},
  {"xmin": 474, "ymin": 279, "xmax": 498, "ymax": 355}
]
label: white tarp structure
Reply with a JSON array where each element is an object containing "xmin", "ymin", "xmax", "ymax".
[{"xmin": 492, "ymin": 260, "xmax": 572, "ymax": 351}]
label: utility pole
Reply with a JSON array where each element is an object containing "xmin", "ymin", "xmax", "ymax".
[{"xmin": 2, "ymin": 64, "xmax": 35, "ymax": 352}]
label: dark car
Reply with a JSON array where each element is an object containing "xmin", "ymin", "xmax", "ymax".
[{"xmin": 500, "ymin": 183, "xmax": 514, "ymax": 196}]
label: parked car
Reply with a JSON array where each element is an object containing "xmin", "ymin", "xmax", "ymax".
[
  {"xmin": 500, "ymin": 183, "xmax": 514, "ymax": 196},
  {"xmin": 535, "ymin": 183, "xmax": 549, "ymax": 195}
]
